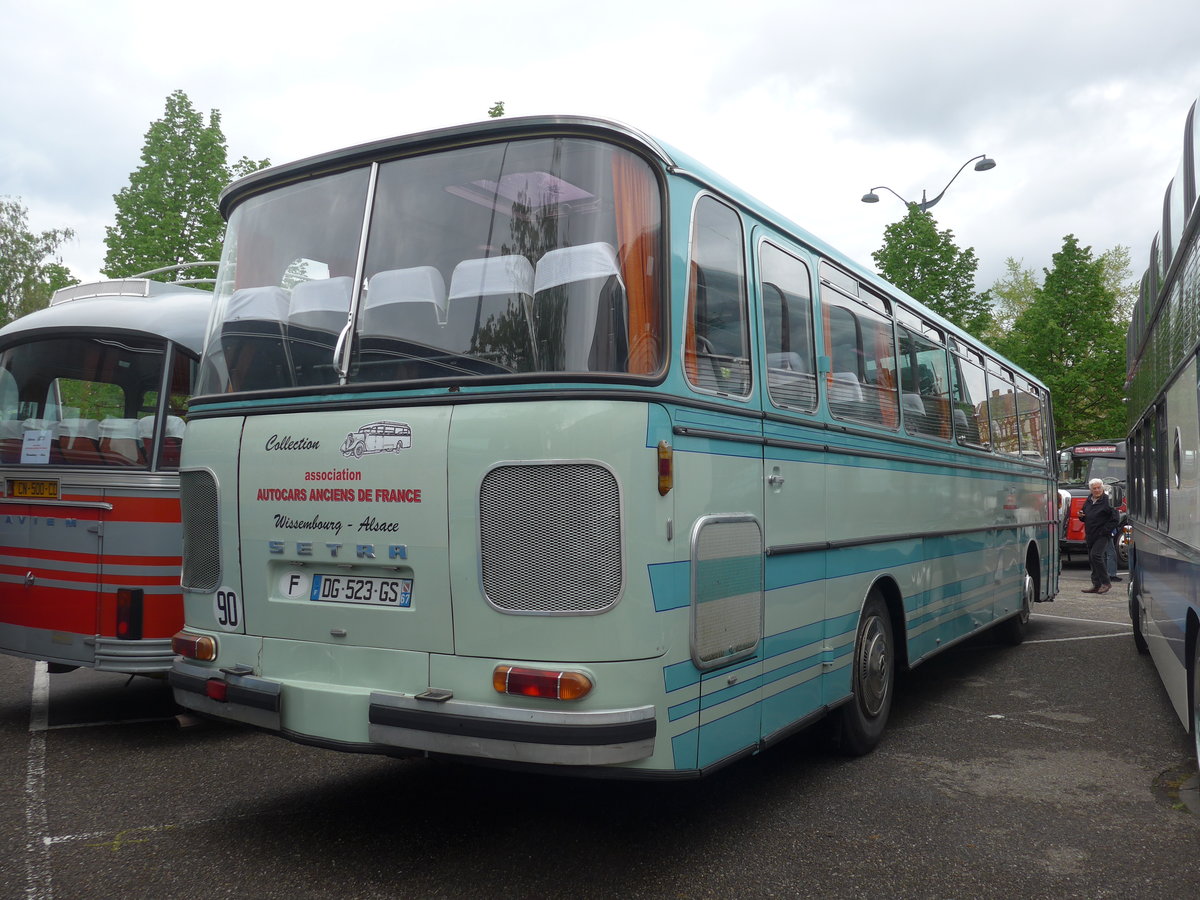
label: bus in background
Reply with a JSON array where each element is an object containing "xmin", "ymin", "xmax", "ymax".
[
  {"xmin": 170, "ymin": 116, "xmax": 1058, "ymax": 778},
  {"xmin": 0, "ymin": 268, "xmax": 213, "ymax": 673},
  {"xmin": 1057, "ymin": 440, "xmax": 1128, "ymax": 565},
  {"xmin": 1125, "ymin": 91, "xmax": 1200, "ymax": 772}
]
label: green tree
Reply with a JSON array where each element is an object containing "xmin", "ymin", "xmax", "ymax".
[
  {"xmin": 1098, "ymin": 244, "xmax": 1137, "ymax": 321},
  {"xmin": 981, "ymin": 257, "xmax": 1039, "ymax": 346},
  {"xmin": 999, "ymin": 235, "xmax": 1125, "ymax": 445},
  {"xmin": 871, "ymin": 205, "xmax": 992, "ymax": 337},
  {"xmin": 104, "ymin": 89, "xmax": 269, "ymax": 281},
  {"xmin": 488, "ymin": 101, "xmax": 506, "ymax": 118},
  {"xmin": 0, "ymin": 196, "xmax": 76, "ymax": 325}
]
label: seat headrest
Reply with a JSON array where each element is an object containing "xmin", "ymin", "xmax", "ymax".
[
  {"xmin": 288, "ymin": 277, "xmax": 353, "ymax": 316},
  {"xmin": 448, "ymin": 256, "xmax": 534, "ymax": 300},
  {"xmin": 534, "ymin": 243, "xmax": 621, "ymax": 293},
  {"xmin": 366, "ymin": 267, "xmax": 447, "ymax": 313},
  {"xmin": 226, "ymin": 286, "xmax": 290, "ymax": 322}
]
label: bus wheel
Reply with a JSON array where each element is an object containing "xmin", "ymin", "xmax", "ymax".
[
  {"xmin": 353, "ymin": 442, "xmax": 365, "ymax": 459},
  {"xmin": 999, "ymin": 570, "xmax": 1035, "ymax": 646},
  {"xmin": 1192, "ymin": 640, "xmax": 1200, "ymax": 774},
  {"xmin": 1130, "ymin": 585, "xmax": 1149, "ymax": 655},
  {"xmin": 835, "ymin": 591, "xmax": 893, "ymax": 756}
]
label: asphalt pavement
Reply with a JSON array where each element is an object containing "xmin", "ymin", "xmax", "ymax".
[{"xmin": 2, "ymin": 559, "xmax": 1197, "ymax": 899}]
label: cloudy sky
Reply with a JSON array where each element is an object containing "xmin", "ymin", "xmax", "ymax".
[{"xmin": 2, "ymin": 0, "xmax": 1198, "ymax": 296}]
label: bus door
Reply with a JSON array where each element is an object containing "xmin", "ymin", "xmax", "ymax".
[
  {"xmin": 679, "ymin": 197, "xmax": 765, "ymax": 770},
  {"xmin": 756, "ymin": 235, "xmax": 828, "ymax": 737}
]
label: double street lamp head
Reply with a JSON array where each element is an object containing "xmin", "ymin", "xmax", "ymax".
[{"xmin": 862, "ymin": 154, "xmax": 996, "ymax": 212}]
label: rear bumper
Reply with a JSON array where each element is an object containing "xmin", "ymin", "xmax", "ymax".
[
  {"xmin": 171, "ymin": 659, "xmax": 656, "ymax": 766},
  {"xmin": 368, "ymin": 691, "xmax": 656, "ymax": 765}
]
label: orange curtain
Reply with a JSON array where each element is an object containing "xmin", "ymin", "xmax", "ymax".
[{"xmin": 611, "ymin": 153, "xmax": 660, "ymax": 374}]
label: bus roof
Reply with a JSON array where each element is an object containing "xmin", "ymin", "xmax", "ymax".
[
  {"xmin": 218, "ymin": 114, "xmax": 1047, "ymax": 392},
  {"xmin": 0, "ymin": 280, "xmax": 214, "ymax": 356}
]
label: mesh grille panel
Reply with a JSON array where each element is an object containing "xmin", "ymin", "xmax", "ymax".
[
  {"xmin": 480, "ymin": 463, "xmax": 622, "ymax": 613},
  {"xmin": 180, "ymin": 470, "xmax": 221, "ymax": 591}
]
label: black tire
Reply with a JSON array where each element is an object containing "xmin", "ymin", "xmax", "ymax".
[
  {"xmin": 1192, "ymin": 640, "xmax": 1200, "ymax": 774},
  {"xmin": 1131, "ymin": 589, "xmax": 1149, "ymax": 655},
  {"xmin": 834, "ymin": 591, "xmax": 894, "ymax": 756}
]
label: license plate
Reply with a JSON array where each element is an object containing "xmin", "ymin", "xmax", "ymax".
[
  {"xmin": 7, "ymin": 479, "xmax": 60, "ymax": 500},
  {"xmin": 310, "ymin": 573, "xmax": 413, "ymax": 608}
]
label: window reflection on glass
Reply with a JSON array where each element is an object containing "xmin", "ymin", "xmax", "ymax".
[{"xmin": 200, "ymin": 138, "xmax": 664, "ymax": 394}]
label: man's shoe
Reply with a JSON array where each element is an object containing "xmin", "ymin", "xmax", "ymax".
[
  {"xmin": 1082, "ymin": 587, "xmax": 1099, "ymax": 593},
  {"xmin": 1097, "ymin": 584, "xmax": 1111, "ymax": 594},
  {"xmin": 1110, "ymin": 576, "xmax": 1123, "ymax": 582}
]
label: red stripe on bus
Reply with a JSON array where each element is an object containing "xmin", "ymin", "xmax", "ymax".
[{"xmin": 0, "ymin": 545, "xmax": 180, "ymax": 566}]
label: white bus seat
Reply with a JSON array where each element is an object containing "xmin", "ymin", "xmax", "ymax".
[
  {"xmin": 98, "ymin": 418, "xmax": 142, "ymax": 466},
  {"xmin": 902, "ymin": 393, "xmax": 926, "ymax": 415},
  {"xmin": 288, "ymin": 277, "xmax": 353, "ymax": 385},
  {"xmin": 137, "ymin": 415, "xmax": 186, "ymax": 467},
  {"xmin": 828, "ymin": 371, "xmax": 864, "ymax": 402},
  {"xmin": 445, "ymin": 256, "xmax": 535, "ymax": 364},
  {"xmin": 288, "ymin": 277, "xmax": 353, "ymax": 333},
  {"xmin": 226, "ymin": 285, "xmax": 290, "ymax": 322},
  {"xmin": 222, "ymin": 286, "xmax": 292, "ymax": 391},
  {"xmin": 362, "ymin": 267, "xmax": 448, "ymax": 345},
  {"xmin": 533, "ymin": 243, "xmax": 626, "ymax": 371}
]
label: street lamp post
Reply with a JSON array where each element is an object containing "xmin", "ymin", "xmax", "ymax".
[{"xmin": 861, "ymin": 154, "xmax": 996, "ymax": 213}]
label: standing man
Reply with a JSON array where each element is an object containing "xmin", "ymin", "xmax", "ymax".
[{"xmin": 1079, "ymin": 478, "xmax": 1120, "ymax": 594}]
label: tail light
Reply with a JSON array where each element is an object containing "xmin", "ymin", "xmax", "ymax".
[
  {"xmin": 657, "ymin": 440, "xmax": 673, "ymax": 496},
  {"xmin": 116, "ymin": 588, "xmax": 144, "ymax": 640},
  {"xmin": 493, "ymin": 665, "xmax": 593, "ymax": 700},
  {"xmin": 172, "ymin": 630, "xmax": 217, "ymax": 661}
]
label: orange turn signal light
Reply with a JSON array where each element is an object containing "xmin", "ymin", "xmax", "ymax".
[
  {"xmin": 493, "ymin": 665, "xmax": 593, "ymax": 701},
  {"xmin": 657, "ymin": 440, "xmax": 673, "ymax": 496},
  {"xmin": 172, "ymin": 630, "xmax": 216, "ymax": 661}
]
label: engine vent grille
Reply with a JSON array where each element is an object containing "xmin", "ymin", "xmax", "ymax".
[
  {"xmin": 180, "ymin": 469, "xmax": 220, "ymax": 592},
  {"xmin": 479, "ymin": 463, "xmax": 622, "ymax": 614}
]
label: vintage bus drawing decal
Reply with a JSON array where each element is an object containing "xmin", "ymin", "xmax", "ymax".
[{"xmin": 340, "ymin": 421, "xmax": 412, "ymax": 458}]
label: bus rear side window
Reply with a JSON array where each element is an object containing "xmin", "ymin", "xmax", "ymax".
[{"xmin": 685, "ymin": 196, "xmax": 749, "ymax": 397}]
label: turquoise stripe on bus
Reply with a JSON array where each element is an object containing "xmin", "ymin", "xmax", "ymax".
[{"xmin": 648, "ymin": 560, "xmax": 689, "ymax": 612}]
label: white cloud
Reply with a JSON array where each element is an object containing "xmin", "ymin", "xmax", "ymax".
[{"xmin": 2, "ymin": 0, "xmax": 1198, "ymax": 294}]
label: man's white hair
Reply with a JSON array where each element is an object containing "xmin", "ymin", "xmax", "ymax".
[{"xmin": 1089, "ymin": 478, "xmax": 1105, "ymax": 489}]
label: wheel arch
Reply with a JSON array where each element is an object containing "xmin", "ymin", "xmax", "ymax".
[{"xmin": 867, "ymin": 574, "xmax": 909, "ymax": 673}]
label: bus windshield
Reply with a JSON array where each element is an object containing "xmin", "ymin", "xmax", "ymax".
[
  {"xmin": 0, "ymin": 334, "xmax": 191, "ymax": 469},
  {"xmin": 1061, "ymin": 455, "xmax": 1124, "ymax": 485},
  {"xmin": 199, "ymin": 137, "xmax": 664, "ymax": 394}
]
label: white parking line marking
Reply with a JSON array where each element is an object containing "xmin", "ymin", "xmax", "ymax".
[
  {"xmin": 1033, "ymin": 613, "xmax": 1131, "ymax": 628},
  {"xmin": 1025, "ymin": 631, "xmax": 1133, "ymax": 644},
  {"xmin": 25, "ymin": 660, "xmax": 52, "ymax": 900}
]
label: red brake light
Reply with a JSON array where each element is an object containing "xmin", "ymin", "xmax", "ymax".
[{"xmin": 493, "ymin": 665, "xmax": 592, "ymax": 700}]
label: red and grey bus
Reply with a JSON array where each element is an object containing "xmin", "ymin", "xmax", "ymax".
[
  {"xmin": 1057, "ymin": 440, "xmax": 1127, "ymax": 564},
  {"xmin": 0, "ymin": 271, "xmax": 212, "ymax": 673}
]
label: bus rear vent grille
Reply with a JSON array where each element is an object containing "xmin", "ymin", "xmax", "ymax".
[
  {"xmin": 180, "ymin": 470, "xmax": 221, "ymax": 592},
  {"xmin": 479, "ymin": 463, "xmax": 622, "ymax": 614}
]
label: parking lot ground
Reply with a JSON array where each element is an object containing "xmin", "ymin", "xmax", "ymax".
[{"xmin": 2, "ymin": 558, "xmax": 1198, "ymax": 899}]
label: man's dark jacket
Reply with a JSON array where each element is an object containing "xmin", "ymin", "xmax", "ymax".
[{"xmin": 1079, "ymin": 493, "xmax": 1120, "ymax": 546}]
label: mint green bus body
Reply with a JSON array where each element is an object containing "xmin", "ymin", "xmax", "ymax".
[{"xmin": 171, "ymin": 117, "xmax": 1058, "ymax": 777}]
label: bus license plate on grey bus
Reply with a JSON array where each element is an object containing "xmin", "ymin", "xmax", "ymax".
[{"xmin": 310, "ymin": 574, "xmax": 413, "ymax": 608}]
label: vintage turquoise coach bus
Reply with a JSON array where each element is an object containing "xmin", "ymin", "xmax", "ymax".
[{"xmin": 170, "ymin": 116, "xmax": 1059, "ymax": 777}]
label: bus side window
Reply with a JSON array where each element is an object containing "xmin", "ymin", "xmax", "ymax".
[
  {"xmin": 760, "ymin": 242, "xmax": 816, "ymax": 412},
  {"xmin": 897, "ymin": 323, "xmax": 951, "ymax": 439},
  {"xmin": 951, "ymin": 351, "xmax": 989, "ymax": 448},
  {"xmin": 685, "ymin": 197, "xmax": 749, "ymax": 397},
  {"xmin": 821, "ymin": 286, "xmax": 898, "ymax": 428}
]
